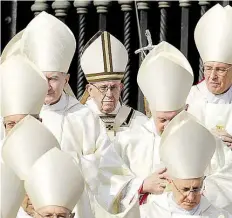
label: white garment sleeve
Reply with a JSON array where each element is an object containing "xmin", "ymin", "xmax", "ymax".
[
  {"xmin": 204, "ymin": 162, "xmax": 232, "ymax": 212},
  {"xmin": 96, "ymin": 135, "xmax": 146, "ymax": 213}
]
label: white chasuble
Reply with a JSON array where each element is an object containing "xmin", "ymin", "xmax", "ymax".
[
  {"xmin": 140, "ymin": 193, "xmax": 232, "ymax": 218},
  {"xmin": 40, "ymin": 92, "xmax": 111, "ymax": 218}
]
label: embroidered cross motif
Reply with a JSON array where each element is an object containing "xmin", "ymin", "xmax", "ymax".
[{"xmin": 106, "ymin": 124, "xmax": 114, "ymax": 130}]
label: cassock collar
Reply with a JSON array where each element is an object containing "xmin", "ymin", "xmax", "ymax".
[
  {"xmin": 143, "ymin": 118, "xmax": 160, "ymax": 137},
  {"xmin": 42, "ymin": 92, "xmax": 68, "ymax": 111},
  {"xmin": 197, "ymin": 81, "xmax": 232, "ymax": 104},
  {"xmin": 85, "ymin": 98, "xmax": 121, "ymax": 115}
]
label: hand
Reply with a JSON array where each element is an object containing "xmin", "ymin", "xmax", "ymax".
[
  {"xmin": 21, "ymin": 195, "xmax": 34, "ymax": 216},
  {"xmin": 142, "ymin": 168, "xmax": 169, "ymax": 195},
  {"xmin": 211, "ymin": 128, "xmax": 232, "ymax": 148}
]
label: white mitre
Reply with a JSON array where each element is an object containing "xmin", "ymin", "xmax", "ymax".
[
  {"xmin": 0, "ymin": 54, "xmax": 47, "ymax": 118},
  {"xmin": 2, "ymin": 11, "xmax": 75, "ymax": 73},
  {"xmin": 94, "ymin": 194, "xmax": 140, "ymax": 218},
  {"xmin": 141, "ymin": 41, "xmax": 193, "ymax": 74},
  {"xmin": 2, "ymin": 115, "xmax": 60, "ymax": 180},
  {"xmin": 0, "ymin": 30, "xmax": 23, "ymax": 63},
  {"xmin": 195, "ymin": 4, "xmax": 232, "ymax": 64},
  {"xmin": 137, "ymin": 43, "xmax": 194, "ymax": 111},
  {"xmin": 81, "ymin": 31, "xmax": 128, "ymax": 82},
  {"xmin": 160, "ymin": 111, "xmax": 216, "ymax": 179},
  {"xmin": 1, "ymin": 163, "xmax": 25, "ymax": 218},
  {"xmin": 25, "ymin": 147, "xmax": 84, "ymax": 211}
]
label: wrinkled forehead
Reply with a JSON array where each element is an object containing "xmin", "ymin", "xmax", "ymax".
[
  {"xmin": 43, "ymin": 71, "xmax": 65, "ymax": 77},
  {"xmin": 93, "ymin": 80, "xmax": 121, "ymax": 86},
  {"xmin": 37, "ymin": 205, "xmax": 70, "ymax": 214},
  {"xmin": 204, "ymin": 61, "xmax": 232, "ymax": 68},
  {"xmin": 173, "ymin": 177, "xmax": 203, "ymax": 187}
]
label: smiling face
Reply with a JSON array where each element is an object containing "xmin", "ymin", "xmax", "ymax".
[
  {"xmin": 171, "ymin": 177, "xmax": 203, "ymax": 211},
  {"xmin": 44, "ymin": 72, "xmax": 70, "ymax": 105},
  {"xmin": 86, "ymin": 80, "xmax": 123, "ymax": 114},
  {"xmin": 204, "ymin": 61, "xmax": 232, "ymax": 95}
]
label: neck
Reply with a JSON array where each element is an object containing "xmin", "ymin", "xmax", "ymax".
[{"xmin": 44, "ymin": 95, "xmax": 62, "ymax": 106}]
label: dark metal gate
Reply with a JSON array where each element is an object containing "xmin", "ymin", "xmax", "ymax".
[{"xmin": 1, "ymin": 0, "xmax": 231, "ymax": 113}]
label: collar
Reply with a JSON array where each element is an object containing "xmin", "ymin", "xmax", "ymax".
[
  {"xmin": 197, "ymin": 81, "xmax": 232, "ymax": 104},
  {"xmin": 85, "ymin": 98, "xmax": 121, "ymax": 115},
  {"xmin": 42, "ymin": 92, "xmax": 68, "ymax": 111}
]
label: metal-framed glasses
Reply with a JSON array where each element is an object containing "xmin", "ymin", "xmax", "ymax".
[
  {"xmin": 203, "ymin": 65, "xmax": 232, "ymax": 76},
  {"xmin": 90, "ymin": 83, "xmax": 120, "ymax": 94},
  {"xmin": 34, "ymin": 211, "xmax": 73, "ymax": 218},
  {"xmin": 172, "ymin": 180, "xmax": 205, "ymax": 197}
]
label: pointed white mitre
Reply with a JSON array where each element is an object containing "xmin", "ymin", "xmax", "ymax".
[
  {"xmin": 195, "ymin": 4, "xmax": 232, "ymax": 64},
  {"xmin": 25, "ymin": 147, "xmax": 84, "ymax": 211},
  {"xmin": 0, "ymin": 30, "xmax": 23, "ymax": 63},
  {"xmin": 2, "ymin": 115, "xmax": 60, "ymax": 180},
  {"xmin": 0, "ymin": 54, "xmax": 48, "ymax": 117},
  {"xmin": 5, "ymin": 11, "xmax": 75, "ymax": 73},
  {"xmin": 137, "ymin": 42, "xmax": 193, "ymax": 111},
  {"xmin": 81, "ymin": 31, "xmax": 128, "ymax": 82},
  {"xmin": 141, "ymin": 41, "xmax": 193, "ymax": 74},
  {"xmin": 94, "ymin": 194, "xmax": 140, "ymax": 218},
  {"xmin": 1, "ymin": 163, "xmax": 25, "ymax": 218},
  {"xmin": 160, "ymin": 111, "xmax": 216, "ymax": 179}
]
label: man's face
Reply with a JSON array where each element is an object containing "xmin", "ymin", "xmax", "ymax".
[
  {"xmin": 3, "ymin": 114, "xmax": 41, "ymax": 135},
  {"xmin": 204, "ymin": 61, "xmax": 232, "ymax": 95},
  {"xmin": 44, "ymin": 72, "xmax": 70, "ymax": 105},
  {"xmin": 171, "ymin": 177, "xmax": 203, "ymax": 211},
  {"xmin": 87, "ymin": 80, "xmax": 123, "ymax": 114},
  {"xmin": 154, "ymin": 110, "xmax": 182, "ymax": 135},
  {"xmin": 34, "ymin": 206, "xmax": 74, "ymax": 218}
]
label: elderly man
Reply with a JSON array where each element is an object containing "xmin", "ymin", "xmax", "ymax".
[
  {"xmin": 140, "ymin": 111, "xmax": 231, "ymax": 218},
  {"xmin": 1, "ymin": 12, "xmax": 110, "ymax": 218},
  {"xmin": 96, "ymin": 41, "xmax": 231, "ymax": 213},
  {"xmin": 1, "ymin": 163, "xmax": 25, "ymax": 218},
  {"xmin": 1, "ymin": 115, "xmax": 61, "ymax": 218},
  {"xmin": 187, "ymin": 4, "xmax": 232, "ymax": 150},
  {"xmin": 96, "ymin": 41, "xmax": 194, "ymax": 210},
  {"xmin": 81, "ymin": 31, "xmax": 148, "ymax": 140},
  {"xmin": 0, "ymin": 55, "xmax": 51, "ymax": 217},
  {"xmin": 23, "ymin": 148, "xmax": 84, "ymax": 218}
]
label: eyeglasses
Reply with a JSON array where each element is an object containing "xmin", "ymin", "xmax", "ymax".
[
  {"xmin": 90, "ymin": 83, "xmax": 120, "ymax": 94},
  {"xmin": 203, "ymin": 65, "xmax": 232, "ymax": 76},
  {"xmin": 34, "ymin": 211, "xmax": 73, "ymax": 218},
  {"xmin": 172, "ymin": 180, "xmax": 205, "ymax": 197}
]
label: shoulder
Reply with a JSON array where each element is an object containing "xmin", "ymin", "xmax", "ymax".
[
  {"xmin": 114, "ymin": 119, "xmax": 154, "ymax": 149},
  {"xmin": 187, "ymin": 80, "xmax": 206, "ymax": 104},
  {"xmin": 66, "ymin": 96, "xmax": 102, "ymax": 124},
  {"xmin": 132, "ymin": 109, "xmax": 149, "ymax": 123},
  {"xmin": 201, "ymin": 196, "xmax": 232, "ymax": 217}
]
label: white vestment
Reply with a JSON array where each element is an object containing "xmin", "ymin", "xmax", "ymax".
[
  {"xmin": 140, "ymin": 192, "xmax": 232, "ymax": 218},
  {"xmin": 187, "ymin": 81, "xmax": 232, "ymax": 135},
  {"xmin": 186, "ymin": 81, "xmax": 232, "ymax": 211},
  {"xmin": 9, "ymin": 93, "xmax": 109, "ymax": 218},
  {"xmin": 97, "ymin": 118, "xmax": 231, "ymax": 212},
  {"xmin": 86, "ymin": 99, "xmax": 148, "ymax": 140},
  {"xmin": 39, "ymin": 92, "xmax": 111, "ymax": 218}
]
